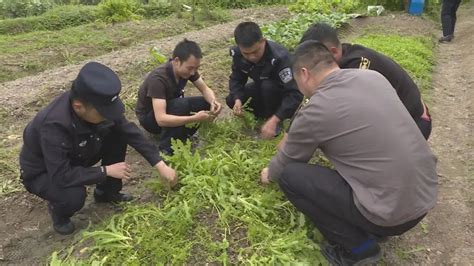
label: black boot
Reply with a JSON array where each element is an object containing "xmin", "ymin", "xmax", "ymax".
[
  {"xmin": 93, "ymin": 189, "xmax": 134, "ymax": 203},
  {"xmin": 439, "ymin": 35, "xmax": 453, "ymax": 43},
  {"xmin": 48, "ymin": 204, "xmax": 75, "ymax": 235},
  {"xmin": 322, "ymin": 241, "xmax": 381, "ymax": 266}
]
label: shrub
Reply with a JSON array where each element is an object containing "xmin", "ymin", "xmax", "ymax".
[
  {"xmin": 140, "ymin": 0, "xmax": 174, "ymax": 18},
  {"xmin": 289, "ymin": 0, "xmax": 360, "ymax": 14},
  {"xmin": 0, "ymin": 5, "xmax": 98, "ymax": 35},
  {"xmin": 97, "ymin": 0, "xmax": 143, "ymax": 23},
  {"xmin": 0, "ymin": 0, "xmax": 55, "ymax": 18}
]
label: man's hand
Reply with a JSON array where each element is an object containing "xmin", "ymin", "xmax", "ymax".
[
  {"xmin": 260, "ymin": 167, "xmax": 271, "ymax": 184},
  {"xmin": 261, "ymin": 116, "xmax": 280, "ymax": 139},
  {"xmin": 155, "ymin": 161, "xmax": 178, "ymax": 187},
  {"xmin": 193, "ymin": 110, "xmax": 215, "ymax": 122},
  {"xmin": 106, "ymin": 162, "xmax": 132, "ymax": 181},
  {"xmin": 210, "ymin": 100, "xmax": 222, "ymax": 116},
  {"xmin": 233, "ymin": 99, "xmax": 243, "ymax": 116}
]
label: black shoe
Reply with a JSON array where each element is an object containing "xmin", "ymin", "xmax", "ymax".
[
  {"xmin": 94, "ymin": 189, "xmax": 134, "ymax": 203},
  {"xmin": 48, "ymin": 204, "xmax": 75, "ymax": 235},
  {"xmin": 322, "ymin": 242, "xmax": 382, "ymax": 266},
  {"xmin": 439, "ymin": 35, "xmax": 453, "ymax": 43}
]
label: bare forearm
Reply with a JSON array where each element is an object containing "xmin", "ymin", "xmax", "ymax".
[{"xmin": 156, "ymin": 114, "xmax": 197, "ymax": 127}]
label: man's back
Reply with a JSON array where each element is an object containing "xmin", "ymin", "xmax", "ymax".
[
  {"xmin": 278, "ymin": 69, "xmax": 437, "ymax": 226},
  {"xmin": 340, "ymin": 43, "xmax": 424, "ymax": 119}
]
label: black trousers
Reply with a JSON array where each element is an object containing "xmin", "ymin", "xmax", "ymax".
[
  {"xmin": 226, "ymin": 80, "xmax": 283, "ymax": 119},
  {"xmin": 278, "ymin": 163, "xmax": 425, "ymax": 251},
  {"xmin": 441, "ymin": 0, "xmax": 462, "ymax": 36},
  {"xmin": 22, "ymin": 129, "xmax": 127, "ymax": 219},
  {"xmin": 415, "ymin": 116, "xmax": 432, "ymax": 140},
  {"xmin": 138, "ymin": 96, "xmax": 210, "ymax": 153}
]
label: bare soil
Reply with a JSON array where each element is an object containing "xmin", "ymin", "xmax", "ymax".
[{"xmin": 0, "ymin": 3, "xmax": 473, "ymax": 265}]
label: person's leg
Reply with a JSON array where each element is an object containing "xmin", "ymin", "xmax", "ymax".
[
  {"xmin": 258, "ymin": 80, "xmax": 283, "ymax": 119},
  {"xmin": 94, "ymin": 128, "xmax": 133, "ymax": 202},
  {"xmin": 138, "ymin": 111, "xmax": 162, "ymax": 135},
  {"xmin": 278, "ymin": 163, "xmax": 374, "ymax": 249},
  {"xmin": 226, "ymin": 83, "xmax": 264, "ymax": 118},
  {"xmin": 452, "ymin": 0, "xmax": 462, "ymax": 34},
  {"xmin": 159, "ymin": 97, "xmax": 210, "ymax": 153},
  {"xmin": 185, "ymin": 96, "xmax": 211, "ymax": 137},
  {"xmin": 278, "ymin": 163, "xmax": 383, "ymax": 264},
  {"xmin": 440, "ymin": 0, "xmax": 456, "ymax": 41},
  {"xmin": 23, "ymin": 175, "xmax": 86, "ymax": 234},
  {"xmin": 415, "ymin": 116, "xmax": 432, "ymax": 140}
]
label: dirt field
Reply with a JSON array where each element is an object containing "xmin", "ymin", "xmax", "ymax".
[{"xmin": 0, "ymin": 3, "xmax": 473, "ymax": 265}]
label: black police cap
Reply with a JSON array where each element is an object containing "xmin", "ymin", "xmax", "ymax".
[{"xmin": 72, "ymin": 62, "xmax": 124, "ymax": 121}]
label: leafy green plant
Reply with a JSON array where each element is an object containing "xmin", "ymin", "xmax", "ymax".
[
  {"xmin": 0, "ymin": 5, "xmax": 98, "ymax": 35},
  {"xmin": 262, "ymin": 12, "xmax": 350, "ymax": 50},
  {"xmin": 50, "ymin": 114, "xmax": 325, "ymax": 264},
  {"xmin": 97, "ymin": 0, "xmax": 143, "ymax": 23},
  {"xmin": 289, "ymin": 0, "xmax": 360, "ymax": 14},
  {"xmin": 354, "ymin": 34, "xmax": 435, "ymax": 94},
  {"xmin": 0, "ymin": 0, "xmax": 55, "ymax": 18}
]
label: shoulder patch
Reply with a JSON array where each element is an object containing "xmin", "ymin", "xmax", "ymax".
[
  {"xmin": 279, "ymin": 67, "xmax": 293, "ymax": 84},
  {"xmin": 359, "ymin": 57, "xmax": 371, "ymax": 69},
  {"xmin": 230, "ymin": 48, "xmax": 236, "ymax": 57}
]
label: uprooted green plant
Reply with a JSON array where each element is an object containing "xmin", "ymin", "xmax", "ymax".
[{"xmin": 50, "ymin": 113, "xmax": 325, "ymax": 264}]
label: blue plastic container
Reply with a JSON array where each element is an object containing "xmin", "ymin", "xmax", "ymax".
[{"xmin": 408, "ymin": 0, "xmax": 425, "ymax": 15}]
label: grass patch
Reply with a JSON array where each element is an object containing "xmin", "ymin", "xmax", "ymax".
[
  {"xmin": 0, "ymin": 14, "xmax": 229, "ymax": 83},
  {"xmin": 353, "ymin": 34, "xmax": 435, "ymax": 97},
  {"xmin": 51, "ymin": 116, "xmax": 325, "ymax": 264}
]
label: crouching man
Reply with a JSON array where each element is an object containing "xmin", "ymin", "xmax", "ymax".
[
  {"xmin": 19, "ymin": 62, "xmax": 177, "ymax": 235},
  {"xmin": 260, "ymin": 42, "xmax": 438, "ymax": 265}
]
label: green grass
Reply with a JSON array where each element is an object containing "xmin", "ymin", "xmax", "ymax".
[
  {"xmin": 51, "ymin": 116, "xmax": 325, "ymax": 264},
  {"xmin": 0, "ymin": 14, "xmax": 228, "ymax": 83},
  {"xmin": 353, "ymin": 34, "xmax": 435, "ymax": 97}
]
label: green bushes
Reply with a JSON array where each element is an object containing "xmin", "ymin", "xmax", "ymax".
[
  {"xmin": 0, "ymin": 5, "xmax": 98, "ymax": 35},
  {"xmin": 263, "ymin": 13, "xmax": 350, "ymax": 50},
  {"xmin": 289, "ymin": 0, "xmax": 360, "ymax": 14},
  {"xmin": 0, "ymin": 0, "xmax": 55, "ymax": 18},
  {"xmin": 97, "ymin": 0, "xmax": 143, "ymax": 23}
]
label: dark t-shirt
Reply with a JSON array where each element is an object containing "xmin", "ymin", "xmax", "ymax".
[
  {"xmin": 340, "ymin": 43, "xmax": 423, "ymax": 119},
  {"xmin": 135, "ymin": 61, "xmax": 200, "ymax": 118}
]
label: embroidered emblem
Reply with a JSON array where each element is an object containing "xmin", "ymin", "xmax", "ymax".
[
  {"xmin": 279, "ymin": 67, "xmax": 293, "ymax": 84},
  {"xmin": 359, "ymin": 57, "xmax": 371, "ymax": 69}
]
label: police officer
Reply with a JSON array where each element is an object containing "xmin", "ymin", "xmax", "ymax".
[
  {"xmin": 300, "ymin": 23, "xmax": 432, "ymax": 140},
  {"xmin": 19, "ymin": 62, "xmax": 177, "ymax": 235},
  {"xmin": 226, "ymin": 22, "xmax": 303, "ymax": 139}
]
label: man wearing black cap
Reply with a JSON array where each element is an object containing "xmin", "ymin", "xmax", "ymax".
[{"xmin": 19, "ymin": 62, "xmax": 177, "ymax": 235}]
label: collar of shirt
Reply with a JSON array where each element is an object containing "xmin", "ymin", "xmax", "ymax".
[{"xmin": 166, "ymin": 60, "xmax": 186, "ymax": 96}]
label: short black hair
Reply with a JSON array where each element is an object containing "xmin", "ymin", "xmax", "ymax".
[
  {"xmin": 172, "ymin": 39, "xmax": 202, "ymax": 61},
  {"xmin": 300, "ymin": 23, "xmax": 340, "ymax": 47},
  {"xmin": 234, "ymin": 21, "xmax": 263, "ymax": 48},
  {"xmin": 292, "ymin": 40, "xmax": 336, "ymax": 72},
  {"xmin": 70, "ymin": 84, "xmax": 92, "ymax": 107}
]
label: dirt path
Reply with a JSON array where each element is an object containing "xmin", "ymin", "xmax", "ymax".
[
  {"xmin": 0, "ymin": 7, "xmax": 288, "ymax": 112},
  {"xmin": 382, "ymin": 2, "xmax": 474, "ymax": 264}
]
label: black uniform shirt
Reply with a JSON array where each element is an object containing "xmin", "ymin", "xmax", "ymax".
[
  {"xmin": 340, "ymin": 43, "xmax": 424, "ymax": 119},
  {"xmin": 20, "ymin": 91, "xmax": 162, "ymax": 188},
  {"xmin": 229, "ymin": 40, "xmax": 303, "ymax": 120}
]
